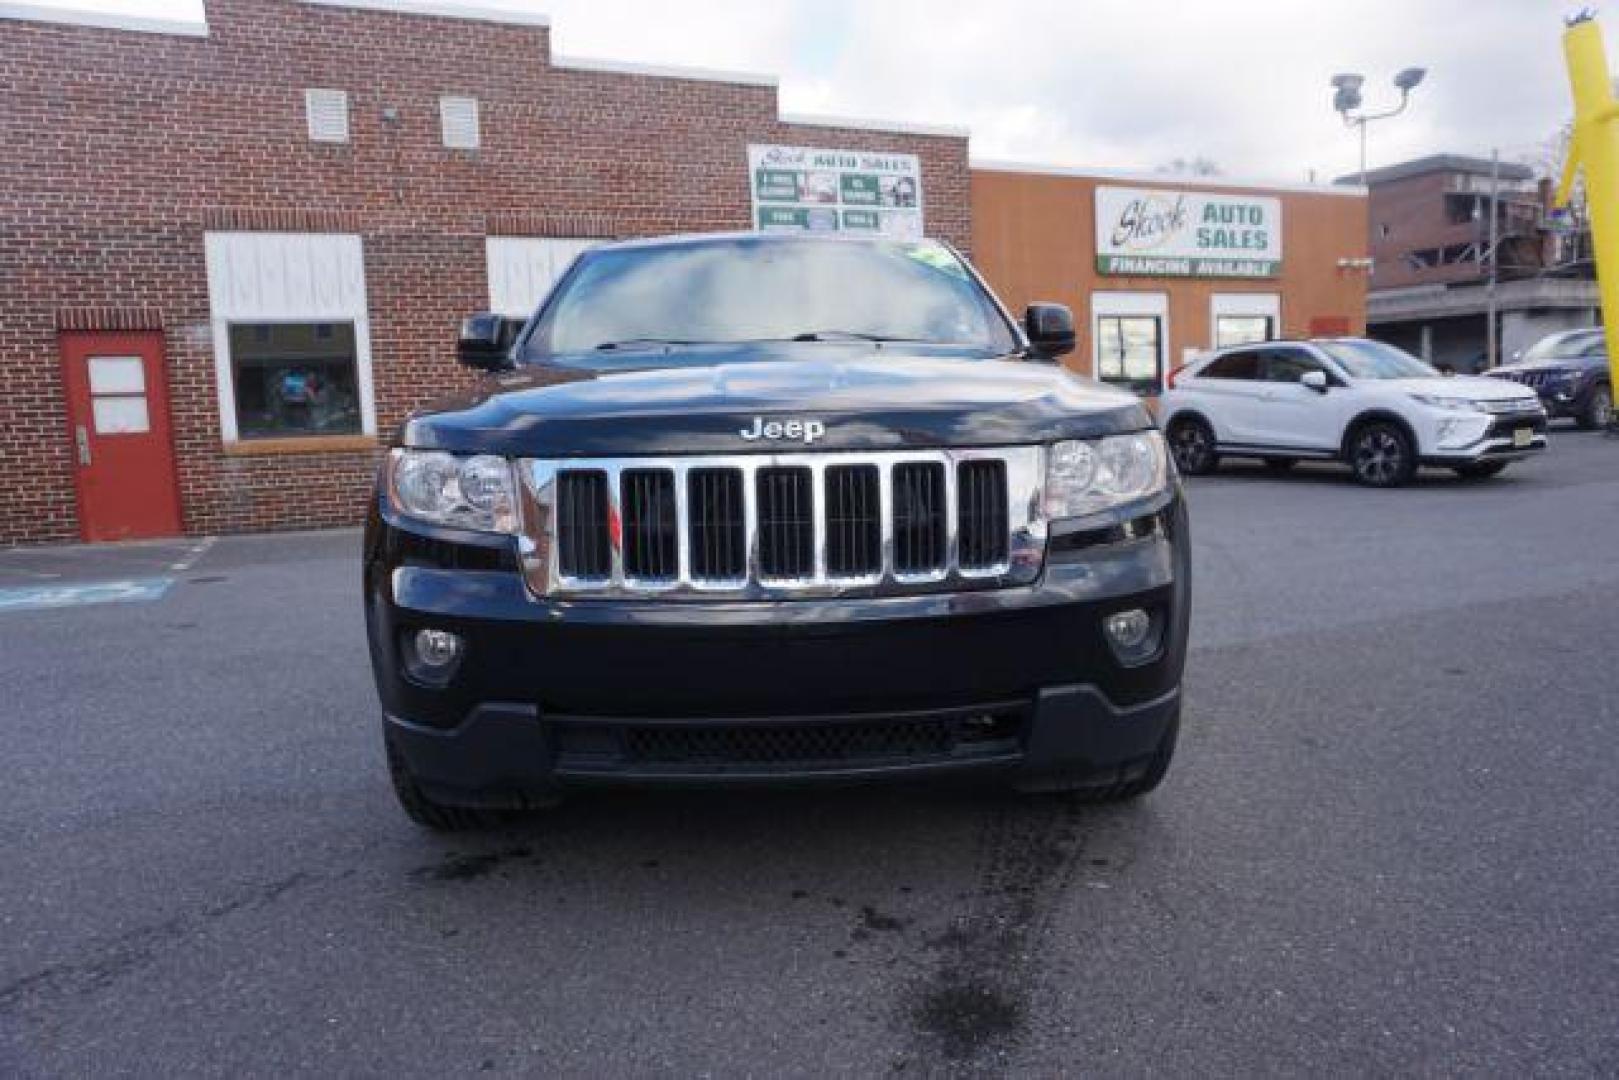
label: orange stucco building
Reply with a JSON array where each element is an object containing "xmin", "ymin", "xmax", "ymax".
[{"xmin": 971, "ymin": 163, "xmax": 1369, "ymax": 392}]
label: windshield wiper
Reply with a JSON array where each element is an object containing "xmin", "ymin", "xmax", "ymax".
[
  {"xmin": 781, "ymin": 330, "xmax": 934, "ymax": 344},
  {"xmin": 593, "ymin": 338, "xmax": 704, "ymax": 351}
]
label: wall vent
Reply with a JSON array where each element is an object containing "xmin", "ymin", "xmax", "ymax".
[
  {"xmin": 305, "ymin": 88, "xmax": 350, "ymax": 143},
  {"xmin": 440, "ymin": 96, "xmax": 480, "ymax": 150}
]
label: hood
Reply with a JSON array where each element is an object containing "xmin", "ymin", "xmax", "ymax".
[
  {"xmin": 400, "ymin": 351, "xmax": 1150, "ymax": 457},
  {"xmin": 1397, "ymin": 375, "xmax": 1542, "ymax": 403},
  {"xmin": 1490, "ymin": 357, "xmax": 1603, "ymax": 374}
]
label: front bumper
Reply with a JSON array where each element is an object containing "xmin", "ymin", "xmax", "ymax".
[
  {"xmin": 365, "ymin": 493, "xmax": 1190, "ymax": 802},
  {"xmin": 1422, "ymin": 409, "xmax": 1548, "ymax": 465}
]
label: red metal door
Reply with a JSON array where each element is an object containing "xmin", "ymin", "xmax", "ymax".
[{"xmin": 59, "ymin": 331, "xmax": 183, "ymax": 541}]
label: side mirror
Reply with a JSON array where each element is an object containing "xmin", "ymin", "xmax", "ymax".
[
  {"xmin": 1024, "ymin": 303, "xmax": 1076, "ymax": 360},
  {"xmin": 457, "ymin": 312, "xmax": 514, "ymax": 371},
  {"xmin": 1301, "ymin": 370, "xmax": 1329, "ymax": 393}
]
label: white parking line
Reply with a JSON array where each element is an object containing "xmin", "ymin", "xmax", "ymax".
[{"xmin": 169, "ymin": 537, "xmax": 217, "ymax": 573}]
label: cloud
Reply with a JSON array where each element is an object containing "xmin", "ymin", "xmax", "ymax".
[{"xmin": 22, "ymin": 0, "xmax": 1587, "ymax": 181}]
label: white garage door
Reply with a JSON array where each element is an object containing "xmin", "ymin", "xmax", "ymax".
[{"xmin": 485, "ymin": 237, "xmax": 600, "ymax": 318}]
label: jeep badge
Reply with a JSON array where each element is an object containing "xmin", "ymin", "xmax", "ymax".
[{"xmin": 739, "ymin": 417, "xmax": 826, "ymax": 444}]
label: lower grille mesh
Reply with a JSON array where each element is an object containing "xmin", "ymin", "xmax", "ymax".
[{"xmin": 576, "ymin": 708, "xmax": 1025, "ymax": 769}]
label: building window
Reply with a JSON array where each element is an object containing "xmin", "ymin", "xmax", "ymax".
[
  {"xmin": 226, "ymin": 323, "xmax": 361, "ymax": 439},
  {"xmin": 305, "ymin": 88, "xmax": 350, "ymax": 143},
  {"xmin": 1096, "ymin": 315, "xmax": 1163, "ymax": 394},
  {"xmin": 1214, "ymin": 315, "xmax": 1274, "ymax": 348},
  {"xmin": 440, "ymin": 96, "xmax": 480, "ymax": 150}
]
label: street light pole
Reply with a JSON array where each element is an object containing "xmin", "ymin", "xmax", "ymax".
[
  {"xmin": 1487, "ymin": 147, "xmax": 1500, "ymax": 368},
  {"xmin": 1333, "ymin": 68, "xmax": 1427, "ymax": 183}
]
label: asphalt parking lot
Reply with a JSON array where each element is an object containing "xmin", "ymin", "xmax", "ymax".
[{"xmin": 3, "ymin": 434, "xmax": 1617, "ymax": 1076}]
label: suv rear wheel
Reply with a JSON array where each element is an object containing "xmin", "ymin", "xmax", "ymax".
[
  {"xmin": 1347, "ymin": 421, "xmax": 1416, "ymax": 487},
  {"xmin": 1578, "ymin": 384, "xmax": 1612, "ymax": 431},
  {"xmin": 1168, "ymin": 417, "xmax": 1218, "ymax": 475}
]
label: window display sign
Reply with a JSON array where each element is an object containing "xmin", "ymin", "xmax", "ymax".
[
  {"xmin": 749, "ymin": 144, "xmax": 924, "ymax": 238},
  {"xmin": 1095, "ymin": 186, "xmax": 1282, "ymax": 277}
]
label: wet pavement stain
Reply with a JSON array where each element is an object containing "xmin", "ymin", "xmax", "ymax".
[
  {"xmin": 898, "ymin": 796, "xmax": 1092, "ymax": 1067},
  {"xmin": 859, "ymin": 905, "xmax": 910, "ymax": 934},
  {"xmin": 412, "ymin": 846, "xmax": 532, "ymax": 883}
]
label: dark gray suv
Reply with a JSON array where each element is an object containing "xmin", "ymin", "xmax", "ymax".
[{"xmin": 1489, "ymin": 329, "xmax": 1613, "ymax": 430}]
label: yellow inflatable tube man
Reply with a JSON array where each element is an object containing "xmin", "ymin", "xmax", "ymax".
[{"xmin": 1559, "ymin": 13, "xmax": 1619, "ymax": 418}]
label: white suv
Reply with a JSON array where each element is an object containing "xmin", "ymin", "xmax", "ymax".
[{"xmin": 1160, "ymin": 338, "xmax": 1548, "ymax": 486}]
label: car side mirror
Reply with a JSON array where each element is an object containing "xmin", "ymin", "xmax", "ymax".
[
  {"xmin": 457, "ymin": 312, "xmax": 514, "ymax": 371},
  {"xmin": 1024, "ymin": 303, "xmax": 1076, "ymax": 360},
  {"xmin": 1301, "ymin": 370, "xmax": 1329, "ymax": 393}
]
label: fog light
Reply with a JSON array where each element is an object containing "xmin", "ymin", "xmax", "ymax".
[
  {"xmin": 413, "ymin": 628, "xmax": 463, "ymax": 669},
  {"xmin": 1103, "ymin": 608, "xmax": 1160, "ymax": 666}
]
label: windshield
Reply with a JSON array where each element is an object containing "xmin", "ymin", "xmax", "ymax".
[
  {"xmin": 1522, "ymin": 330, "xmax": 1604, "ymax": 362},
  {"xmin": 1317, "ymin": 339, "xmax": 1438, "ymax": 380},
  {"xmin": 528, "ymin": 236, "xmax": 1017, "ymax": 365}
]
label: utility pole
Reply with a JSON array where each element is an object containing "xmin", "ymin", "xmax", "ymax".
[{"xmin": 1487, "ymin": 148, "xmax": 1500, "ymax": 368}]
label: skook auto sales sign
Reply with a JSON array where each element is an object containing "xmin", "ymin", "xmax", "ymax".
[{"xmin": 1095, "ymin": 186, "xmax": 1281, "ymax": 277}]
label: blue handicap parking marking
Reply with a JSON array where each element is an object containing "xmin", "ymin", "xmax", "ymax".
[{"xmin": 0, "ymin": 577, "xmax": 174, "ymax": 614}]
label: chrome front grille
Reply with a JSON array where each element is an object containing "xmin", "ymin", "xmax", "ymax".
[
  {"xmin": 1498, "ymin": 370, "xmax": 1550, "ymax": 389},
  {"xmin": 517, "ymin": 448, "xmax": 1046, "ymax": 599}
]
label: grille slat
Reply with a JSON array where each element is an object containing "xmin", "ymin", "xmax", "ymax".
[
  {"xmin": 544, "ymin": 449, "xmax": 1032, "ymax": 596},
  {"xmin": 757, "ymin": 467, "xmax": 814, "ymax": 578},
  {"xmin": 621, "ymin": 470, "xmax": 677, "ymax": 580},
  {"xmin": 957, "ymin": 460, "xmax": 1009, "ymax": 570},
  {"xmin": 689, "ymin": 468, "xmax": 746, "ymax": 581},
  {"xmin": 826, "ymin": 464, "xmax": 881, "ymax": 577},
  {"xmin": 893, "ymin": 462, "xmax": 947, "ymax": 575},
  {"xmin": 556, "ymin": 471, "xmax": 611, "ymax": 579}
]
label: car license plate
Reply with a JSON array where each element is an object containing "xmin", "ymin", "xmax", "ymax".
[{"xmin": 1513, "ymin": 427, "xmax": 1533, "ymax": 448}]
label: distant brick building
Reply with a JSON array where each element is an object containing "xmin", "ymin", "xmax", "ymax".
[
  {"xmin": 1356, "ymin": 154, "xmax": 1599, "ymax": 371},
  {"xmin": 0, "ymin": 0, "xmax": 969, "ymax": 544}
]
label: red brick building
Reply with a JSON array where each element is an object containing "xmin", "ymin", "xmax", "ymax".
[
  {"xmin": 0, "ymin": 0, "xmax": 970, "ymax": 544},
  {"xmin": 1357, "ymin": 154, "xmax": 1600, "ymax": 371}
]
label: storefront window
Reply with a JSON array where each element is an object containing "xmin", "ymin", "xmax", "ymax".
[
  {"xmin": 227, "ymin": 322, "xmax": 361, "ymax": 439},
  {"xmin": 1096, "ymin": 315, "xmax": 1163, "ymax": 394},
  {"xmin": 1215, "ymin": 315, "xmax": 1274, "ymax": 348}
]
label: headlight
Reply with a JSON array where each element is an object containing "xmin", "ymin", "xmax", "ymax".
[
  {"xmin": 1046, "ymin": 432, "xmax": 1168, "ymax": 520},
  {"xmin": 1409, "ymin": 394, "xmax": 1485, "ymax": 412},
  {"xmin": 389, "ymin": 449, "xmax": 520, "ymax": 533}
]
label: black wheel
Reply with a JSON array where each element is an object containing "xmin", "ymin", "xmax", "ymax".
[
  {"xmin": 1347, "ymin": 421, "xmax": 1416, "ymax": 487},
  {"xmin": 1263, "ymin": 457, "xmax": 1296, "ymax": 473},
  {"xmin": 1577, "ymin": 384, "xmax": 1612, "ymax": 431},
  {"xmin": 1167, "ymin": 417, "xmax": 1218, "ymax": 475},
  {"xmin": 385, "ymin": 736, "xmax": 520, "ymax": 831},
  {"xmin": 1016, "ymin": 707, "xmax": 1179, "ymax": 802},
  {"xmin": 1452, "ymin": 461, "xmax": 1507, "ymax": 479}
]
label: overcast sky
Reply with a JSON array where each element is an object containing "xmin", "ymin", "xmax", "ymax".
[{"xmin": 23, "ymin": 0, "xmax": 1587, "ymax": 183}]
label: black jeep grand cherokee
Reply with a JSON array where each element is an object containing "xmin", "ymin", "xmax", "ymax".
[{"xmin": 365, "ymin": 233, "xmax": 1189, "ymax": 829}]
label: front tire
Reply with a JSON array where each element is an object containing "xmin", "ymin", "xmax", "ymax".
[
  {"xmin": 1348, "ymin": 421, "xmax": 1416, "ymax": 487},
  {"xmin": 1453, "ymin": 461, "xmax": 1507, "ymax": 480},
  {"xmin": 385, "ymin": 736, "xmax": 520, "ymax": 831},
  {"xmin": 1168, "ymin": 417, "xmax": 1219, "ymax": 475},
  {"xmin": 1578, "ymin": 384, "xmax": 1612, "ymax": 431}
]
